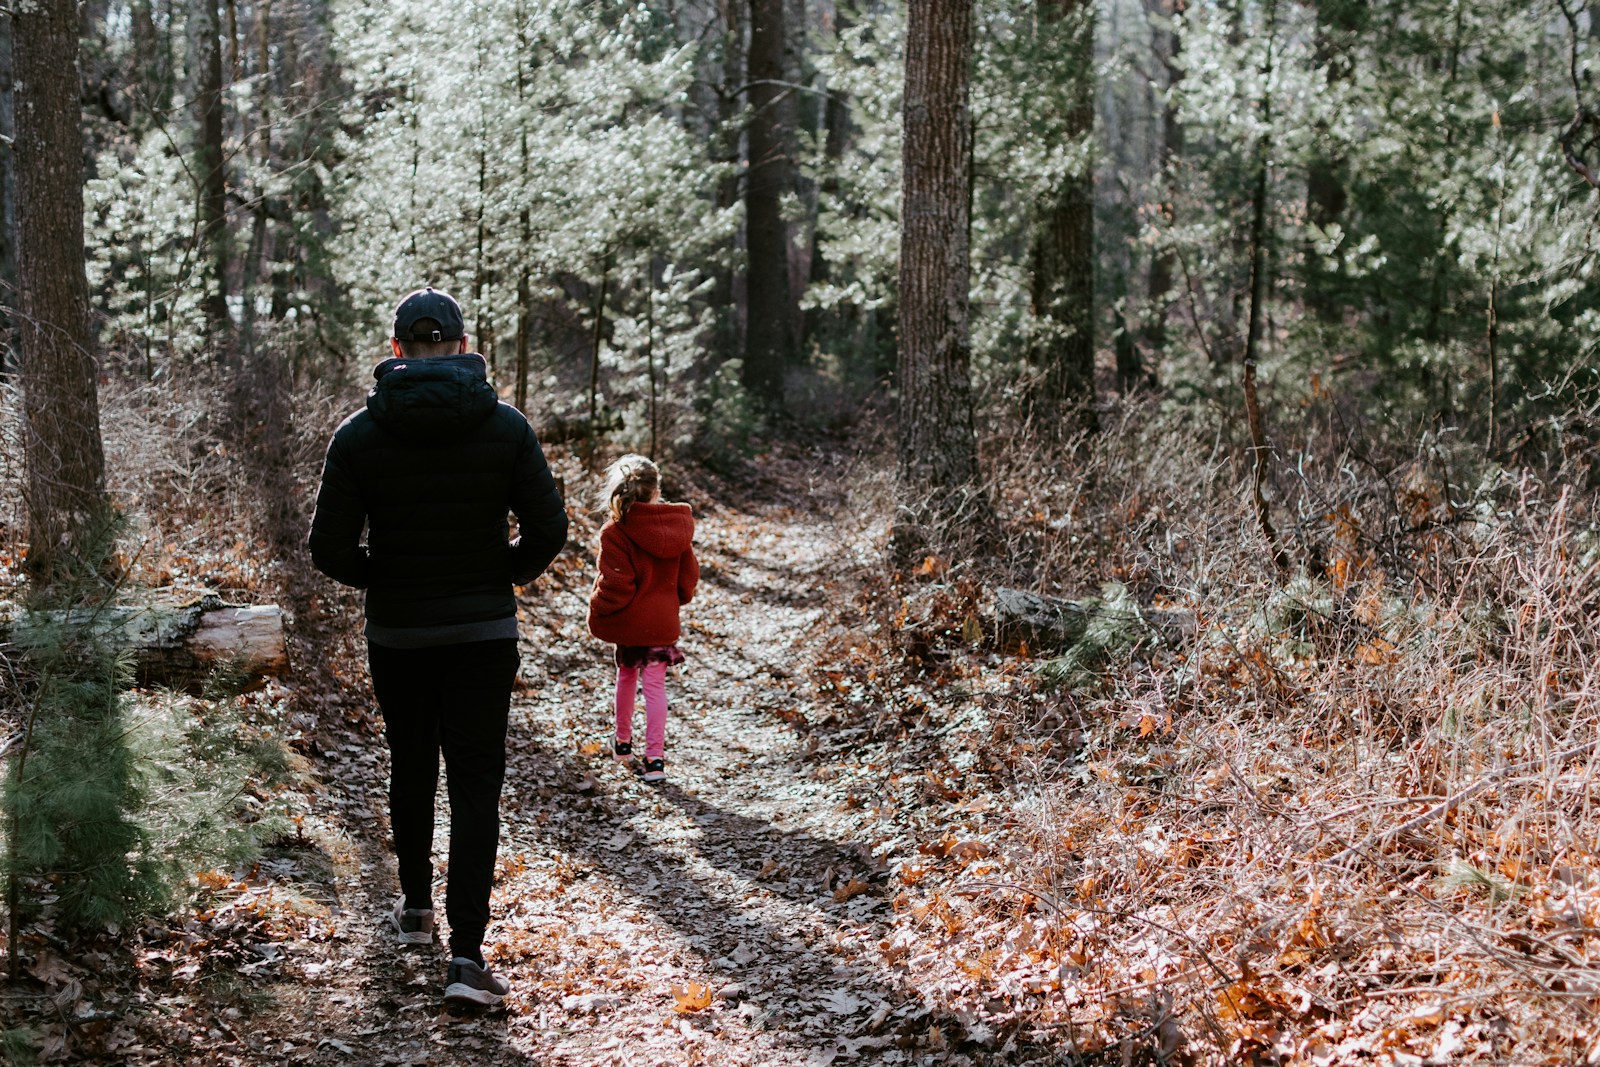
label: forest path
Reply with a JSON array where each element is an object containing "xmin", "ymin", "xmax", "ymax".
[
  {"xmin": 266, "ymin": 448, "xmax": 980, "ymax": 1067},
  {"xmin": 485, "ymin": 468, "xmax": 912, "ymax": 1064}
]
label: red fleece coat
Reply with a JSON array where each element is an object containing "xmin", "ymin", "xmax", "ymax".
[{"xmin": 588, "ymin": 501, "xmax": 699, "ymax": 646}]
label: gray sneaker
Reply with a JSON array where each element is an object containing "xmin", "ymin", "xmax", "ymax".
[
  {"xmin": 444, "ymin": 957, "xmax": 510, "ymax": 1007},
  {"xmin": 389, "ymin": 896, "xmax": 434, "ymax": 945}
]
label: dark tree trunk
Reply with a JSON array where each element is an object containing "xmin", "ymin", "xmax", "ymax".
[
  {"xmin": 1139, "ymin": 0, "xmax": 1182, "ymax": 389},
  {"xmin": 0, "ymin": 11, "xmax": 16, "ymax": 374},
  {"xmin": 802, "ymin": 3, "xmax": 852, "ymax": 353},
  {"xmin": 130, "ymin": 0, "xmax": 176, "ymax": 115},
  {"xmin": 1242, "ymin": 0, "xmax": 1285, "ymax": 573},
  {"xmin": 713, "ymin": 0, "xmax": 745, "ymax": 363},
  {"xmin": 1303, "ymin": 0, "xmax": 1364, "ymax": 324},
  {"xmin": 744, "ymin": 0, "xmax": 793, "ymax": 404},
  {"xmin": 14, "ymin": 0, "xmax": 109, "ymax": 579},
  {"xmin": 895, "ymin": 0, "xmax": 987, "ymax": 560},
  {"xmin": 1027, "ymin": 0, "xmax": 1096, "ymax": 433},
  {"xmin": 191, "ymin": 0, "xmax": 231, "ymax": 347}
]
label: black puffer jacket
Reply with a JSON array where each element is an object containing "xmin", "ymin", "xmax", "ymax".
[{"xmin": 308, "ymin": 353, "xmax": 568, "ymax": 632}]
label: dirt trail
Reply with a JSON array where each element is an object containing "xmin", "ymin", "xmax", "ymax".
[
  {"xmin": 245, "ymin": 453, "xmax": 1003, "ymax": 1067},
  {"xmin": 486, "ymin": 484, "xmax": 916, "ymax": 1065}
]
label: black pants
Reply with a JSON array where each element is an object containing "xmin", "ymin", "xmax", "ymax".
[{"xmin": 368, "ymin": 639, "xmax": 519, "ymax": 962}]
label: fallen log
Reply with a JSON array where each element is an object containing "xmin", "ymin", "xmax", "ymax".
[
  {"xmin": 2, "ymin": 594, "xmax": 288, "ymax": 691},
  {"xmin": 992, "ymin": 587, "xmax": 1197, "ymax": 655}
]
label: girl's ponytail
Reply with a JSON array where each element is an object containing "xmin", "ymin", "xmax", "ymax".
[{"xmin": 599, "ymin": 454, "xmax": 660, "ymax": 523}]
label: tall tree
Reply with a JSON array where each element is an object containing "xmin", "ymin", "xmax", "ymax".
[
  {"xmin": 190, "ymin": 0, "xmax": 231, "ymax": 345},
  {"xmin": 744, "ymin": 0, "xmax": 794, "ymax": 404},
  {"xmin": 1303, "ymin": 0, "xmax": 1365, "ymax": 323},
  {"xmin": 896, "ymin": 0, "xmax": 987, "ymax": 557},
  {"xmin": 14, "ymin": 0, "xmax": 109, "ymax": 577},
  {"xmin": 1026, "ymin": 0, "xmax": 1097, "ymax": 433},
  {"xmin": 1139, "ymin": 0, "xmax": 1183, "ymax": 389},
  {"xmin": 0, "ymin": 10, "xmax": 16, "ymax": 372}
]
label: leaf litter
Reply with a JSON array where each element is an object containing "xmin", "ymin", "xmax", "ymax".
[{"xmin": 13, "ymin": 436, "xmax": 1593, "ymax": 1064}]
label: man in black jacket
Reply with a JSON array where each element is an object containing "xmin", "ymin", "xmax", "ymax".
[{"xmin": 308, "ymin": 287, "xmax": 567, "ymax": 1007}]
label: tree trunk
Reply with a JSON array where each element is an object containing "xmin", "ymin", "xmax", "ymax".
[
  {"xmin": 130, "ymin": 0, "xmax": 176, "ymax": 116},
  {"xmin": 1242, "ymin": 0, "xmax": 1285, "ymax": 573},
  {"xmin": 895, "ymin": 0, "xmax": 987, "ymax": 561},
  {"xmin": 1303, "ymin": 0, "xmax": 1363, "ymax": 324},
  {"xmin": 1027, "ymin": 0, "xmax": 1097, "ymax": 434},
  {"xmin": 802, "ymin": 3, "xmax": 852, "ymax": 353},
  {"xmin": 713, "ymin": 0, "xmax": 745, "ymax": 364},
  {"xmin": 0, "ymin": 11, "xmax": 16, "ymax": 375},
  {"xmin": 14, "ymin": 0, "xmax": 110, "ymax": 580},
  {"xmin": 586, "ymin": 256, "xmax": 610, "ymax": 465},
  {"xmin": 1139, "ymin": 0, "xmax": 1182, "ymax": 390},
  {"xmin": 744, "ymin": 0, "xmax": 793, "ymax": 405},
  {"xmin": 6, "ymin": 598, "xmax": 288, "ymax": 691},
  {"xmin": 190, "ymin": 0, "xmax": 231, "ymax": 347}
]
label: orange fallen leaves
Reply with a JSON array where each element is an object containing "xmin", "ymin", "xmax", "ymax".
[
  {"xmin": 670, "ymin": 981, "xmax": 713, "ymax": 1013},
  {"xmin": 833, "ymin": 878, "xmax": 872, "ymax": 903}
]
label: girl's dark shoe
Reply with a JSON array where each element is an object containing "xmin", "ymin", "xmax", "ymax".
[
  {"xmin": 641, "ymin": 757, "xmax": 666, "ymax": 784},
  {"xmin": 611, "ymin": 736, "xmax": 633, "ymax": 760}
]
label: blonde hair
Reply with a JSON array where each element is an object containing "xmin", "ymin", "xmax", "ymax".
[{"xmin": 599, "ymin": 454, "xmax": 660, "ymax": 523}]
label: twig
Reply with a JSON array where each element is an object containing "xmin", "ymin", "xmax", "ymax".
[
  {"xmin": 1328, "ymin": 740, "xmax": 1600, "ymax": 865},
  {"xmin": 951, "ymin": 880, "xmax": 1235, "ymax": 985}
]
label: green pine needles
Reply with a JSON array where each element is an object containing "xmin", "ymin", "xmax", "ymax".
[
  {"xmin": 4, "ymin": 623, "xmax": 161, "ymax": 932},
  {"xmin": 3, "ymin": 516, "xmax": 296, "ymax": 948}
]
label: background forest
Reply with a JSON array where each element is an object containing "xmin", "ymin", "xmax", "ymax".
[{"xmin": 2, "ymin": 0, "xmax": 1600, "ymax": 1062}]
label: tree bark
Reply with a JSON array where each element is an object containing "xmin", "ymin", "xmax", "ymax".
[
  {"xmin": 130, "ymin": 0, "xmax": 176, "ymax": 115},
  {"xmin": 0, "ymin": 11, "xmax": 16, "ymax": 375},
  {"xmin": 1139, "ymin": 0, "xmax": 1182, "ymax": 390},
  {"xmin": 744, "ymin": 0, "xmax": 793, "ymax": 405},
  {"xmin": 895, "ymin": 0, "xmax": 988, "ymax": 560},
  {"xmin": 14, "ymin": 0, "xmax": 110, "ymax": 580},
  {"xmin": 190, "ymin": 0, "xmax": 231, "ymax": 346},
  {"xmin": 1027, "ymin": 0, "xmax": 1097, "ymax": 434},
  {"xmin": 802, "ymin": 2, "xmax": 852, "ymax": 353},
  {"xmin": 6, "ymin": 598, "xmax": 288, "ymax": 691},
  {"xmin": 1242, "ymin": 0, "xmax": 1286, "ymax": 573},
  {"xmin": 713, "ymin": 0, "xmax": 745, "ymax": 364}
]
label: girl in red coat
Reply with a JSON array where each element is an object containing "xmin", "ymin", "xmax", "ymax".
[{"xmin": 588, "ymin": 454, "xmax": 698, "ymax": 783}]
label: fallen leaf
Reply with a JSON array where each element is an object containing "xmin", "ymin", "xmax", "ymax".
[
  {"xmin": 822, "ymin": 987, "xmax": 865, "ymax": 1015},
  {"xmin": 28, "ymin": 951, "xmax": 73, "ymax": 985},
  {"xmin": 672, "ymin": 981, "xmax": 713, "ymax": 1013},
  {"xmin": 833, "ymin": 878, "xmax": 872, "ymax": 903},
  {"xmin": 948, "ymin": 840, "xmax": 991, "ymax": 863}
]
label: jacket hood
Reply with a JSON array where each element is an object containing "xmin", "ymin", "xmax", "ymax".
[
  {"xmin": 620, "ymin": 501, "xmax": 694, "ymax": 558},
  {"xmin": 367, "ymin": 353, "xmax": 498, "ymax": 440}
]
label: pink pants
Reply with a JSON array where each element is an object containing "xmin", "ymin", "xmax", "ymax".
[{"xmin": 615, "ymin": 661, "xmax": 669, "ymax": 759}]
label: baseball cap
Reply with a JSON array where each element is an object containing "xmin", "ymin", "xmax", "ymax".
[{"xmin": 392, "ymin": 287, "xmax": 465, "ymax": 342}]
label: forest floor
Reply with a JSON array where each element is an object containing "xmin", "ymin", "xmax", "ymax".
[
  {"xmin": 15, "ymin": 417, "xmax": 1594, "ymax": 1066},
  {"xmin": 8, "ymin": 438, "xmax": 1072, "ymax": 1065}
]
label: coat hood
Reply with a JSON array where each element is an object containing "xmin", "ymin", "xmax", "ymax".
[
  {"xmin": 367, "ymin": 353, "xmax": 498, "ymax": 440},
  {"xmin": 619, "ymin": 501, "xmax": 694, "ymax": 558}
]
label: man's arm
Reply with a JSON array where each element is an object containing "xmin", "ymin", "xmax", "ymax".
[
  {"xmin": 307, "ymin": 436, "xmax": 371, "ymax": 588},
  {"xmin": 507, "ymin": 426, "xmax": 568, "ymax": 585}
]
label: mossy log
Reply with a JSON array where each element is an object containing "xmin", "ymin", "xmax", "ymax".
[
  {"xmin": 3, "ymin": 594, "xmax": 287, "ymax": 690},
  {"xmin": 993, "ymin": 587, "xmax": 1196, "ymax": 655}
]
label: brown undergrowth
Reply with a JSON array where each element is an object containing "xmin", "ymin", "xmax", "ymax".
[
  {"xmin": 4, "ymin": 369, "xmax": 1599, "ymax": 1064},
  {"xmin": 809, "ymin": 394, "xmax": 1600, "ymax": 1064}
]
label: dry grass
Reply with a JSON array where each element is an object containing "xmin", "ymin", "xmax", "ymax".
[{"xmin": 982, "ymin": 396, "xmax": 1600, "ymax": 1063}]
